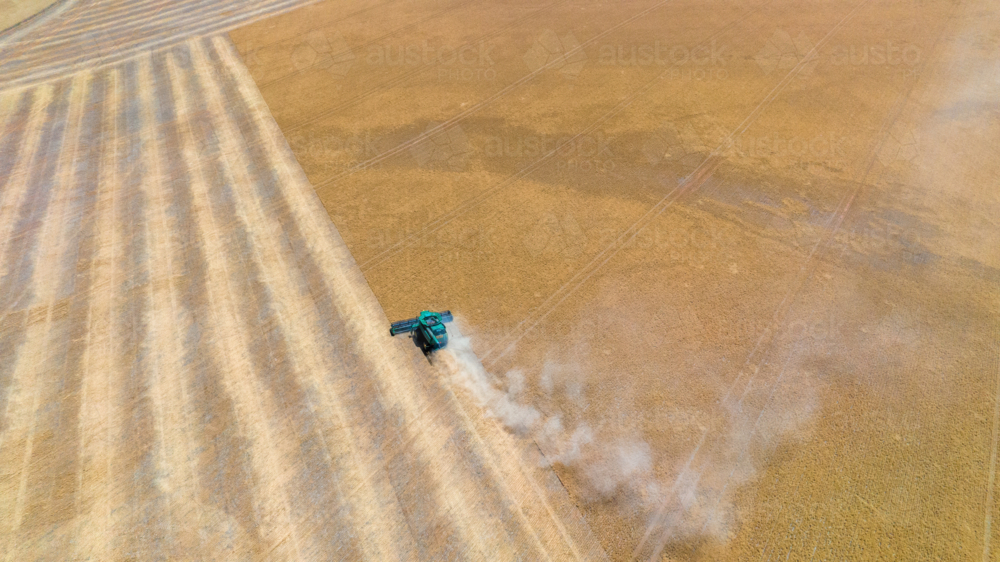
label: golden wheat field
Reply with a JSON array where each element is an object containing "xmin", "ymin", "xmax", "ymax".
[{"xmin": 1, "ymin": 0, "xmax": 998, "ymax": 560}]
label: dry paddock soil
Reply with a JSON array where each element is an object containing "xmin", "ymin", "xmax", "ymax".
[{"xmin": 232, "ymin": 0, "xmax": 1000, "ymax": 559}]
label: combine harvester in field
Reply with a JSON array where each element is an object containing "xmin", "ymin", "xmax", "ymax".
[{"xmin": 390, "ymin": 310, "xmax": 454, "ymax": 352}]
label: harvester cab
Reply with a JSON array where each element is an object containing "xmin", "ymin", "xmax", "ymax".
[{"xmin": 389, "ymin": 310, "xmax": 454, "ymax": 352}]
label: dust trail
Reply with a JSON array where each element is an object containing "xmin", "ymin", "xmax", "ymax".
[
  {"xmin": 435, "ymin": 322, "xmax": 656, "ymax": 507},
  {"xmin": 437, "ymin": 320, "xmax": 821, "ymax": 556},
  {"xmin": 641, "ymin": 346, "xmax": 820, "ymax": 559}
]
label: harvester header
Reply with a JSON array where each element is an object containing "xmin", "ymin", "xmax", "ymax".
[{"xmin": 390, "ymin": 310, "xmax": 454, "ymax": 351}]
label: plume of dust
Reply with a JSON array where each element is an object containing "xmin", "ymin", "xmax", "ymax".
[
  {"xmin": 438, "ymin": 324, "xmax": 655, "ymax": 504},
  {"xmin": 638, "ymin": 362, "xmax": 821, "ymax": 555},
  {"xmin": 439, "ymin": 322, "xmax": 820, "ymax": 554}
]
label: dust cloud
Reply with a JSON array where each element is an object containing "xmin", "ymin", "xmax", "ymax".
[
  {"xmin": 437, "ymin": 325, "xmax": 658, "ymax": 506},
  {"xmin": 437, "ymin": 321, "xmax": 821, "ymax": 555}
]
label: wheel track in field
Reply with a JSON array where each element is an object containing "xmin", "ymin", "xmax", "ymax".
[{"xmin": 627, "ymin": 1, "xmax": 963, "ymax": 557}]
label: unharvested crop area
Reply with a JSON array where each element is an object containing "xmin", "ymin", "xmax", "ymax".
[{"xmin": 233, "ymin": 0, "xmax": 1000, "ymax": 558}]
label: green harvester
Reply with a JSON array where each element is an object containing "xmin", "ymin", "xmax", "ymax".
[{"xmin": 389, "ymin": 310, "xmax": 454, "ymax": 351}]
